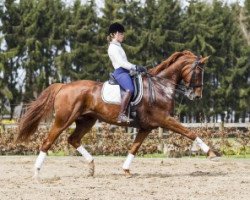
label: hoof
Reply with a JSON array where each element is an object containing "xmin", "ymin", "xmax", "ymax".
[
  {"xmin": 207, "ymin": 150, "xmax": 220, "ymax": 162},
  {"xmin": 209, "ymin": 156, "xmax": 220, "ymax": 162},
  {"xmin": 123, "ymin": 169, "xmax": 133, "ymax": 178},
  {"xmin": 87, "ymin": 160, "xmax": 95, "ymax": 177},
  {"xmin": 32, "ymin": 169, "xmax": 41, "ymax": 183},
  {"xmin": 32, "ymin": 175, "xmax": 40, "ymax": 183}
]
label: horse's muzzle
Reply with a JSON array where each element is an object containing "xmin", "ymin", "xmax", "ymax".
[
  {"xmin": 194, "ymin": 95, "xmax": 202, "ymax": 100},
  {"xmin": 193, "ymin": 88, "xmax": 203, "ymax": 100},
  {"xmin": 186, "ymin": 91, "xmax": 202, "ymax": 100}
]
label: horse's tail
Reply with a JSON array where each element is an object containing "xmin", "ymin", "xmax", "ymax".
[{"xmin": 16, "ymin": 83, "xmax": 64, "ymax": 142}]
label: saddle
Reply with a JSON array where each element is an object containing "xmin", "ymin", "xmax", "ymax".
[
  {"xmin": 108, "ymin": 73, "xmax": 142, "ymax": 102},
  {"xmin": 101, "ymin": 73, "xmax": 143, "ymax": 118}
]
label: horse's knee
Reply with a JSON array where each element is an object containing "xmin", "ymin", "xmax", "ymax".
[{"xmin": 186, "ymin": 132, "xmax": 197, "ymax": 140}]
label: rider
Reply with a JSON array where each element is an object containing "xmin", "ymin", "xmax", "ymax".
[{"xmin": 107, "ymin": 22, "xmax": 146, "ymax": 123}]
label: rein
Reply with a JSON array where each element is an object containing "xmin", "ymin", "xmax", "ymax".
[
  {"xmin": 145, "ymin": 57, "xmax": 204, "ymax": 98},
  {"xmin": 146, "ymin": 73, "xmax": 188, "ymax": 96},
  {"xmin": 146, "ymin": 73, "xmax": 156, "ymax": 106}
]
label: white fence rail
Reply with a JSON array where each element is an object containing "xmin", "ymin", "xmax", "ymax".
[{"xmin": 182, "ymin": 122, "xmax": 250, "ymax": 128}]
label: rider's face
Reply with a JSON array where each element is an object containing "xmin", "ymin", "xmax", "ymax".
[{"xmin": 114, "ymin": 32, "xmax": 125, "ymax": 43}]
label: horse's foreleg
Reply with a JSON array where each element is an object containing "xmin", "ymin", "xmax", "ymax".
[
  {"xmin": 162, "ymin": 116, "xmax": 217, "ymax": 159},
  {"xmin": 68, "ymin": 116, "xmax": 97, "ymax": 176},
  {"xmin": 123, "ymin": 129, "xmax": 150, "ymax": 177}
]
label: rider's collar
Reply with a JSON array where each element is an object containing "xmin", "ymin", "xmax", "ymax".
[{"xmin": 110, "ymin": 40, "xmax": 121, "ymax": 46}]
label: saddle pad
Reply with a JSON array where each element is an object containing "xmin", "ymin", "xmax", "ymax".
[
  {"xmin": 101, "ymin": 82, "xmax": 121, "ymax": 104},
  {"xmin": 101, "ymin": 75, "xmax": 143, "ymax": 105}
]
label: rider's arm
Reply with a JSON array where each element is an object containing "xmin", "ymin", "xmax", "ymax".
[{"xmin": 108, "ymin": 44, "xmax": 136, "ymax": 71}]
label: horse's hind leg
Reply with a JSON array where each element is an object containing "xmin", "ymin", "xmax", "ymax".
[
  {"xmin": 68, "ymin": 115, "xmax": 97, "ymax": 176},
  {"xmin": 33, "ymin": 122, "xmax": 65, "ymax": 179},
  {"xmin": 34, "ymin": 109, "xmax": 81, "ymax": 179}
]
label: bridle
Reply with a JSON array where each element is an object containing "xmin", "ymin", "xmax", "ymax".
[
  {"xmin": 144, "ymin": 56, "xmax": 205, "ymax": 102},
  {"xmin": 185, "ymin": 56, "xmax": 204, "ymax": 89},
  {"xmin": 175, "ymin": 56, "xmax": 204, "ymax": 100}
]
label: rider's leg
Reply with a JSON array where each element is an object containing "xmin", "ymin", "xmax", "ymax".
[
  {"xmin": 117, "ymin": 90, "xmax": 133, "ymax": 123},
  {"xmin": 113, "ymin": 67, "xmax": 135, "ymax": 123}
]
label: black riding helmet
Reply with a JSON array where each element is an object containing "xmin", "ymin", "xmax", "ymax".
[{"xmin": 108, "ymin": 22, "xmax": 125, "ymax": 34}]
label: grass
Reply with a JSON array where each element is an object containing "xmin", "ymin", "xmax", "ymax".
[{"xmin": 48, "ymin": 150, "xmax": 68, "ymax": 156}]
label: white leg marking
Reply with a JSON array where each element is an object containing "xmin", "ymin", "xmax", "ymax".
[
  {"xmin": 34, "ymin": 151, "xmax": 47, "ymax": 170},
  {"xmin": 195, "ymin": 137, "xmax": 210, "ymax": 153},
  {"xmin": 33, "ymin": 151, "xmax": 46, "ymax": 180},
  {"xmin": 122, "ymin": 153, "xmax": 135, "ymax": 170},
  {"xmin": 77, "ymin": 145, "xmax": 93, "ymax": 163}
]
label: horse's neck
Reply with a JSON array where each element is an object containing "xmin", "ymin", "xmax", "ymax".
[{"xmin": 155, "ymin": 65, "xmax": 182, "ymax": 86}]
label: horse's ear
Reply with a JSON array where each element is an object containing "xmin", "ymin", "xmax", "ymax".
[{"xmin": 201, "ymin": 56, "xmax": 210, "ymax": 64}]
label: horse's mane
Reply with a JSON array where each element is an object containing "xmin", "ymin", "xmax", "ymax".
[{"xmin": 149, "ymin": 50, "xmax": 196, "ymax": 75}]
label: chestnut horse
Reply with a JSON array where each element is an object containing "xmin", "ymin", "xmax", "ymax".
[{"xmin": 17, "ymin": 50, "xmax": 218, "ymax": 179}]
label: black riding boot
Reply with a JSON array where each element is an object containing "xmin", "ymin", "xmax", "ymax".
[{"xmin": 117, "ymin": 91, "xmax": 132, "ymax": 123}]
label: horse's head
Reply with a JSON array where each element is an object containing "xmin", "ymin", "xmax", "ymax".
[
  {"xmin": 181, "ymin": 55, "xmax": 209, "ymax": 100},
  {"xmin": 149, "ymin": 50, "xmax": 209, "ymax": 100}
]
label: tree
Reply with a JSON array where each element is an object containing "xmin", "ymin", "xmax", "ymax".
[
  {"xmin": 175, "ymin": 0, "xmax": 215, "ymax": 122},
  {"xmin": 131, "ymin": 0, "xmax": 183, "ymax": 67},
  {"xmin": 20, "ymin": 0, "xmax": 67, "ymax": 101},
  {"xmin": 180, "ymin": 0, "xmax": 216, "ymax": 55},
  {"xmin": 211, "ymin": 2, "xmax": 249, "ymax": 122},
  {"xmin": 0, "ymin": 0, "xmax": 248, "ymax": 122},
  {"xmin": 243, "ymin": 0, "xmax": 250, "ymax": 34},
  {"xmin": 0, "ymin": 0, "xmax": 22, "ymax": 118},
  {"xmin": 56, "ymin": 0, "xmax": 102, "ymax": 81}
]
